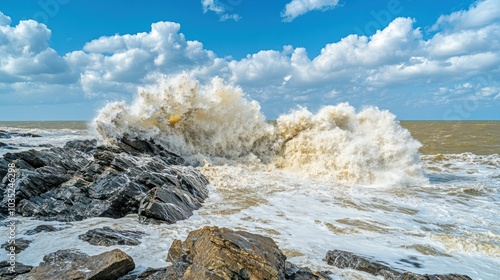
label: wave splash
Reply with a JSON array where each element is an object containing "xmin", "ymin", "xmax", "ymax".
[{"xmin": 92, "ymin": 74, "xmax": 425, "ymax": 185}]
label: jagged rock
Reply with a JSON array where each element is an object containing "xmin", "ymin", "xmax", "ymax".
[
  {"xmin": 0, "ymin": 138, "xmax": 209, "ymax": 223},
  {"xmin": 15, "ymin": 248, "xmax": 135, "ymax": 280},
  {"xmin": 166, "ymin": 226, "xmax": 287, "ymax": 280},
  {"xmin": 323, "ymin": 250, "xmax": 472, "ymax": 280},
  {"xmin": 2, "ymin": 238, "xmax": 31, "ymax": 254},
  {"xmin": 79, "ymin": 227, "xmax": 146, "ymax": 246},
  {"xmin": 0, "ymin": 261, "xmax": 32, "ymax": 280}
]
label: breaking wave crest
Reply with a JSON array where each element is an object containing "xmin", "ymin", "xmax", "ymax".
[{"xmin": 92, "ymin": 74, "xmax": 425, "ymax": 185}]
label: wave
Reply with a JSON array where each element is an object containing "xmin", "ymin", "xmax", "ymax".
[{"xmin": 92, "ymin": 74, "xmax": 425, "ymax": 186}]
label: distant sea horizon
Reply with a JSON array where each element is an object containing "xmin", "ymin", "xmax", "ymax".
[{"xmin": 1, "ymin": 120, "xmax": 498, "ymax": 155}]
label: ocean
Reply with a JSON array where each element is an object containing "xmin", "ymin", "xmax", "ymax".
[{"xmin": 0, "ymin": 81, "xmax": 498, "ymax": 280}]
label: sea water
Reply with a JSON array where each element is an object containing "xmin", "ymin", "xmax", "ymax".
[{"xmin": 1, "ymin": 75, "xmax": 498, "ymax": 279}]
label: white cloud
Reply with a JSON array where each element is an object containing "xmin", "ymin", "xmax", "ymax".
[
  {"xmin": 76, "ymin": 21, "xmax": 217, "ymax": 96},
  {"xmin": 0, "ymin": 19, "xmax": 71, "ymax": 83},
  {"xmin": 228, "ymin": 49, "xmax": 292, "ymax": 85},
  {"xmin": 432, "ymin": 0, "xmax": 500, "ymax": 31},
  {"xmin": 0, "ymin": 11, "xmax": 11, "ymax": 26},
  {"xmin": 282, "ymin": 0, "xmax": 339, "ymax": 22},
  {"xmin": 201, "ymin": 0, "xmax": 241, "ymax": 21},
  {"xmin": 1, "ymin": 0, "xmax": 499, "ymax": 119}
]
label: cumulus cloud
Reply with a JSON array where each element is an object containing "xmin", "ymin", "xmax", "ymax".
[
  {"xmin": 201, "ymin": 0, "xmax": 241, "ymax": 21},
  {"xmin": 1, "ymin": 0, "xmax": 499, "ymax": 120},
  {"xmin": 432, "ymin": 0, "xmax": 500, "ymax": 31},
  {"xmin": 0, "ymin": 17, "xmax": 72, "ymax": 86},
  {"xmin": 282, "ymin": 0, "xmax": 339, "ymax": 22},
  {"xmin": 76, "ymin": 21, "xmax": 217, "ymax": 96}
]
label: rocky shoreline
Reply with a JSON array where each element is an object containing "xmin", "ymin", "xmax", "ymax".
[{"xmin": 0, "ymin": 132, "xmax": 473, "ymax": 279}]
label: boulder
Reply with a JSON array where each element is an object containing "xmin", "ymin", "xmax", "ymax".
[
  {"xmin": 324, "ymin": 250, "xmax": 472, "ymax": 280},
  {"xmin": 79, "ymin": 227, "xmax": 146, "ymax": 246},
  {"xmin": 0, "ymin": 138, "xmax": 209, "ymax": 223},
  {"xmin": 15, "ymin": 248, "xmax": 135, "ymax": 280},
  {"xmin": 166, "ymin": 226, "xmax": 288, "ymax": 280},
  {"xmin": 2, "ymin": 238, "xmax": 31, "ymax": 254}
]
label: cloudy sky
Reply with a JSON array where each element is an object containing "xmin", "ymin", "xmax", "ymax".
[{"xmin": 0, "ymin": 0, "xmax": 499, "ymax": 120}]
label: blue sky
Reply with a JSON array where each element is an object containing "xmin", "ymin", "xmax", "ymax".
[{"xmin": 0, "ymin": 0, "xmax": 499, "ymax": 120}]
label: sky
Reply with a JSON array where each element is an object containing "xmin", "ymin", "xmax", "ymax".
[{"xmin": 0, "ymin": 0, "xmax": 499, "ymax": 121}]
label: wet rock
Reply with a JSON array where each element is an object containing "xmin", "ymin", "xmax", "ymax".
[
  {"xmin": 42, "ymin": 248, "xmax": 90, "ymax": 263},
  {"xmin": 398, "ymin": 272, "xmax": 473, "ymax": 280},
  {"xmin": 2, "ymin": 238, "xmax": 31, "ymax": 254},
  {"xmin": 324, "ymin": 250, "xmax": 472, "ymax": 280},
  {"xmin": 324, "ymin": 249, "xmax": 401, "ymax": 279},
  {"xmin": 25, "ymin": 224, "xmax": 61, "ymax": 235},
  {"xmin": 0, "ymin": 261, "xmax": 32, "ymax": 280},
  {"xmin": 79, "ymin": 226, "xmax": 146, "ymax": 246},
  {"xmin": 0, "ymin": 138, "xmax": 209, "ymax": 223},
  {"xmin": 285, "ymin": 262, "xmax": 332, "ymax": 280},
  {"xmin": 166, "ymin": 226, "xmax": 288, "ymax": 280},
  {"xmin": 16, "ymin": 248, "xmax": 135, "ymax": 280},
  {"xmin": 131, "ymin": 267, "xmax": 172, "ymax": 280},
  {"xmin": 0, "ymin": 130, "xmax": 42, "ymax": 139}
]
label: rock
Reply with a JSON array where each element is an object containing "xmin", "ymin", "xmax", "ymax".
[
  {"xmin": 323, "ymin": 249, "xmax": 401, "ymax": 279},
  {"xmin": 398, "ymin": 272, "xmax": 473, "ymax": 280},
  {"xmin": 79, "ymin": 227, "xmax": 146, "ymax": 246},
  {"xmin": 2, "ymin": 238, "xmax": 31, "ymax": 254},
  {"xmin": 42, "ymin": 248, "xmax": 90, "ymax": 263},
  {"xmin": 323, "ymin": 250, "xmax": 472, "ymax": 280},
  {"xmin": 16, "ymin": 248, "xmax": 135, "ymax": 280},
  {"xmin": 0, "ymin": 138, "xmax": 209, "ymax": 223},
  {"xmin": 0, "ymin": 261, "xmax": 32, "ymax": 280},
  {"xmin": 285, "ymin": 262, "xmax": 332, "ymax": 280},
  {"xmin": 0, "ymin": 130, "xmax": 42, "ymax": 139},
  {"xmin": 166, "ymin": 226, "xmax": 287, "ymax": 280},
  {"xmin": 25, "ymin": 224, "xmax": 62, "ymax": 235}
]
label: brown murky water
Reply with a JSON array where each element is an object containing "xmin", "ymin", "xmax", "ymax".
[{"xmin": 401, "ymin": 121, "xmax": 499, "ymax": 155}]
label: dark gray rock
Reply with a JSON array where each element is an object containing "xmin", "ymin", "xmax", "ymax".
[
  {"xmin": 0, "ymin": 130, "xmax": 42, "ymax": 139},
  {"xmin": 25, "ymin": 224, "xmax": 63, "ymax": 235},
  {"xmin": 2, "ymin": 238, "xmax": 31, "ymax": 254},
  {"xmin": 0, "ymin": 138, "xmax": 209, "ymax": 223},
  {"xmin": 398, "ymin": 272, "xmax": 474, "ymax": 280},
  {"xmin": 323, "ymin": 250, "xmax": 472, "ymax": 280},
  {"xmin": 0, "ymin": 260, "xmax": 32, "ymax": 280},
  {"xmin": 79, "ymin": 227, "xmax": 146, "ymax": 246},
  {"xmin": 285, "ymin": 262, "xmax": 332, "ymax": 280},
  {"xmin": 41, "ymin": 248, "xmax": 90, "ymax": 264},
  {"xmin": 16, "ymin": 248, "xmax": 135, "ymax": 280},
  {"xmin": 324, "ymin": 249, "xmax": 401, "ymax": 279}
]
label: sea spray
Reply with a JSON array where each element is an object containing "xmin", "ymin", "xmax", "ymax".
[
  {"xmin": 92, "ymin": 74, "xmax": 276, "ymax": 164},
  {"xmin": 92, "ymin": 74, "xmax": 425, "ymax": 185},
  {"xmin": 274, "ymin": 104, "xmax": 425, "ymax": 185}
]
